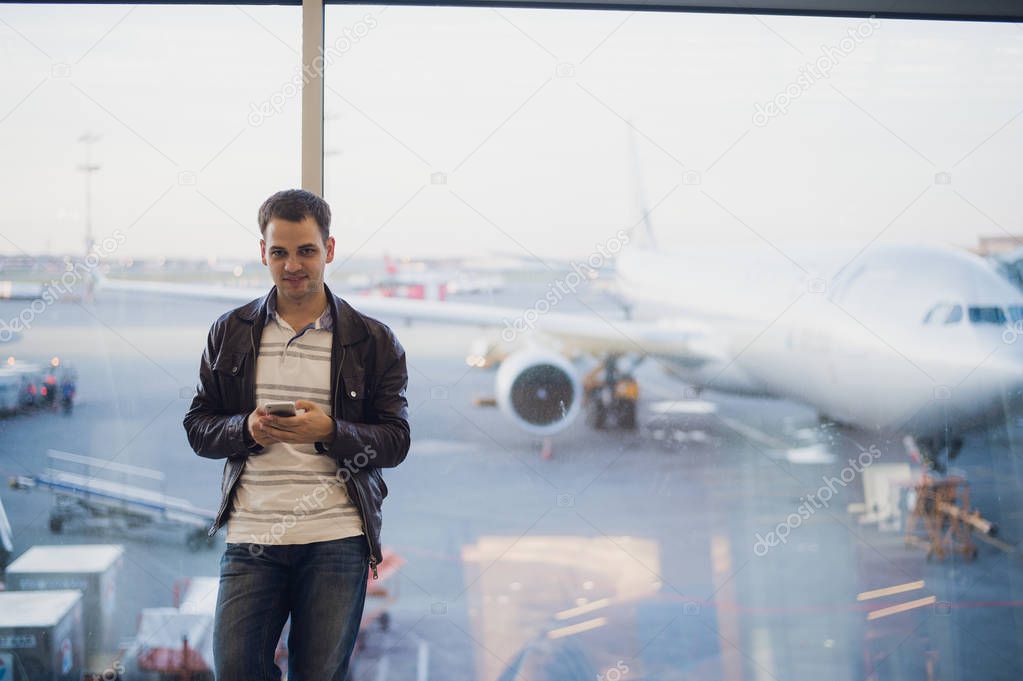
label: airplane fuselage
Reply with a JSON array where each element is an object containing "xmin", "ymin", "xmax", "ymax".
[{"xmin": 615, "ymin": 241, "xmax": 1023, "ymax": 440}]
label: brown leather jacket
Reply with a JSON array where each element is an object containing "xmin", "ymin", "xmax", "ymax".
[{"xmin": 182, "ymin": 283, "xmax": 410, "ymax": 576}]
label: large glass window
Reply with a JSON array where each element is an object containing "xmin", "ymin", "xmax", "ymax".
[
  {"xmin": 322, "ymin": 6, "xmax": 1023, "ymax": 681},
  {"xmin": 0, "ymin": 3, "xmax": 1020, "ymax": 681}
]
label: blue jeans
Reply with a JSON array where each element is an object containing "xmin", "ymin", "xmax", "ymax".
[{"xmin": 213, "ymin": 535, "xmax": 369, "ymax": 681}]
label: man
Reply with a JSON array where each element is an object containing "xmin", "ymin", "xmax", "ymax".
[{"xmin": 183, "ymin": 189, "xmax": 411, "ymax": 681}]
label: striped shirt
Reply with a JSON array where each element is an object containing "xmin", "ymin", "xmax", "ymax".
[{"xmin": 225, "ymin": 290, "xmax": 364, "ymax": 545}]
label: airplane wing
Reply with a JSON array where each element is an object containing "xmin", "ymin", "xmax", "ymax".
[
  {"xmin": 96, "ymin": 275, "xmax": 724, "ymax": 365},
  {"xmin": 352, "ymin": 294, "xmax": 720, "ymax": 362}
]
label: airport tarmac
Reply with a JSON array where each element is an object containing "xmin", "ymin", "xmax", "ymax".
[{"xmin": 0, "ymin": 284, "xmax": 1021, "ymax": 681}]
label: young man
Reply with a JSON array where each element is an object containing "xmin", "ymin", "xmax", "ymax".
[{"xmin": 183, "ymin": 189, "xmax": 411, "ymax": 681}]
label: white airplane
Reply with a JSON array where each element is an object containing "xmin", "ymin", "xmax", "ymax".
[
  {"xmin": 94, "ymin": 226, "xmax": 1023, "ymax": 471},
  {"xmin": 616, "ymin": 237, "xmax": 1023, "ymax": 466}
]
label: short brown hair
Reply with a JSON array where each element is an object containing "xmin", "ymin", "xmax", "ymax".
[{"xmin": 257, "ymin": 189, "xmax": 331, "ymax": 243}]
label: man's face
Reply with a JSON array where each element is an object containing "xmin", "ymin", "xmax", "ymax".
[{"xmin": 260, "ymin": 215, "xmax": 335, "ymax": 303}]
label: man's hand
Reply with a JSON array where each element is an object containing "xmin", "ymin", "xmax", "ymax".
[
  {"xmin": 256, "ymin": 400, "xmax": 336, "ymax": 445},
  {"xmin": 246, "ymin": 405, "xmax": 278, "ymax": 448}
]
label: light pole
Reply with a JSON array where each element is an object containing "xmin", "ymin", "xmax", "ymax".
[{"xmin": 77, "ymin": 132, "xmax": 101, "ymax": 257}]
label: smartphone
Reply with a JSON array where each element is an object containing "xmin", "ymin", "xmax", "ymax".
[{"xmin": 264, "ymin": 400, "xmax": 297, "ymax": 417}]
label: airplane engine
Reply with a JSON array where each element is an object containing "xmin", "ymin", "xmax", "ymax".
[{"xmin": 495, "ymin": 349, "xmax": 582, "ymax": 436}]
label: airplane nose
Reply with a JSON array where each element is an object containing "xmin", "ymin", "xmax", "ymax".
[
  {"xmin": 922, "ymin": 326, "xmax": 1019, "ymax": 410},
  {"xmin": 998, "ymin": 337, "xmax": 1023, "ymax": 391},
  {"xmin": 964, "ymin": 332, "xmax": 1023, "ymax": 405}
]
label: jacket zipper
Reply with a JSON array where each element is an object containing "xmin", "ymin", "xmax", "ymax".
[
  {"xmin": 350, "ymin": 480, "xmax": 379, "ymax": 580},
  {"xmin": 337, "ymin": 343, "xmax": 379, "ymax": 580},
  {"xmin": 209, "ymin": 464, "xmax": 244, "ymax": 536}
]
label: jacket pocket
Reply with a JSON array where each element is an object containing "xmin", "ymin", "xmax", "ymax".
[
  {"xmin": 211, "ymin": 350, "xmax": 248, "ymax": 412},
  {"xmin": 212, "ymin": 350, "xmax": 247, "ymax": 378},
  {"xmin": 341, "ymin": 369, "xmax": 368, "ymax": 420}
]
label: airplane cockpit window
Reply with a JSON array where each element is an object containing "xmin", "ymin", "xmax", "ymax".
[
  {"xmin": 968, "ymin": 306, "xmax": 1008, "ymax": 324},
  {"xmin": 922, "ymin": 302, "xmax": 963, "ymax": 325}
]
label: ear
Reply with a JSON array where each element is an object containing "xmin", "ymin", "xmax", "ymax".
[
  {"xmin": 260, "ymin": 238, "xmax": 267, "ymax": 266},
  {"xmin": 325, "ymin": 235, "xmax": 335, "ymax": 264}
]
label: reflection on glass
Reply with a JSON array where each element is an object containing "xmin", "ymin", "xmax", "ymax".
[{"xmin": 0, "ymin": 2, "xmax": 1020, "ymax": 680}]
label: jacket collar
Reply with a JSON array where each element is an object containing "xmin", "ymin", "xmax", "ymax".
[
  {"xmin": 265, "ymin": 287, "xmax": 332, "ymax": 331},
  {"xmin": 234, "ymin": 283, "xmax": 368, "ymax": 346}
]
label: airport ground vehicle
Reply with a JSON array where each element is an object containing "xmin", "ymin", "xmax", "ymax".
[
  {"xmin": 126, "ymin": 552, "xmax": 405, "ymax": 681},
  {"xmin": 0, "ymin": 360, "xmax": 45, "ymax": 413},
  {"xmin": 0, "ymin": 359, "xmax": 76, "ymax": 415},
  {"xmin": 9, "ymin": 450, "xmax": 217, "ymax": 551},
  {"xmin": 583, "ymin": 359, "xmax": 639, "ymax": 430}
]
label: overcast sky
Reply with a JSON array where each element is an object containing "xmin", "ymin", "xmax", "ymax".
[{"xmin": 0, "ymin": 4, "xmax": 1020, "ymax": 264}]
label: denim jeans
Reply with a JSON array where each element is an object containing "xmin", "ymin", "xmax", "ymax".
[{"xmin": 213, "ymin": 534, "xmax": 369, "ymax": 681}]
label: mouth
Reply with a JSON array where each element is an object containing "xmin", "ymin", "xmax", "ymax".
[{"xmin": 283, "ymin": 275, "xmax": 307, "ymax": 283}]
